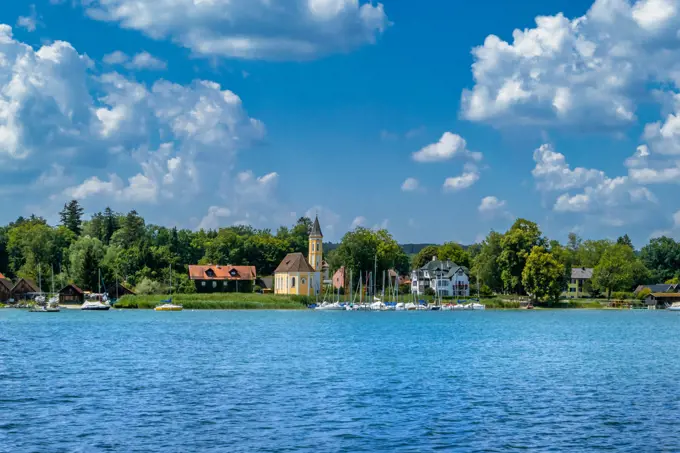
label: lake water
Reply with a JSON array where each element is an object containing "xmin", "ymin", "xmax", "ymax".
[{"xmin": 2, "ymin": 309, "xmax": 680, "ymax": 452}]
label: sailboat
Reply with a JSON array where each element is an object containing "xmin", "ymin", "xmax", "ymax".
[
  {"xmin": 81, "ymin": 269, "xmax": 111, "ymax": 310},
  {"xmin": 155, "ymin": 264, "xmax": 183, "ymax": 311},
  {"xmin": 30, "ymin": 265, "xmax": 60, "ymax": 312}
]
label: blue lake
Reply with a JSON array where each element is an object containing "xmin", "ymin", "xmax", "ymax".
[{"xmin": 2, "ymin": 309, "xmax": 680, "ymax": 452}]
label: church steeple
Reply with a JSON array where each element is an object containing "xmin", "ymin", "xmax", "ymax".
[{"xmin": 308, "ymin": 215, "xmax": 323, "ymax": 272}]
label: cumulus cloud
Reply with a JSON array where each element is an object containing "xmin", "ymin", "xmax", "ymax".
[
  {"xmin": 0, "ymin": 24, "xmax": 274, "ymax": 227},
  {"xmin": 401, "ymin": 177, "xmax": 419, "ymax": 192},
  {"xmin": 103, "ymin": 51, "xmax": 167, "ymax": 70},
  {"xmin": 532, "ymin": 144, "xmax": 605, "ymax": 190},
  {"xmin": 532, "ymin": 144, "xmax": 657, "ymax": 214},
  {"xmin": 443, "ymin": 164, "xmax": 480, "ymax": 192},
  {"xmin": 72, "ymin": 0, "xmax": 389, "ymax": 60},
  {"xmin": 461, "ymin": 0, "xmax": 680, "ymax": 129},
  {"xmin": 412, "ymin": 132, "xmax": 482, "ymax": 163},
  {"xmin": 17, "ymin": 5, "xmax": 39, "ymax": 32},
  {"xmin": 478, "ymin": 196, "xmax": 506, "ymax": 212}
]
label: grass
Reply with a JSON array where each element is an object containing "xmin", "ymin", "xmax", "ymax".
[{"xmin": 114, "ymin": 293, "xmax": 310, "ymax": 310}]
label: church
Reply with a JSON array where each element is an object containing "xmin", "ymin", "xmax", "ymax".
[{"xmin": 274, "ymin": 216, "xmax": 323, "ymax": 296}]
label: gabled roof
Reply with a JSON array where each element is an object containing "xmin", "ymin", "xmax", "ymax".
[
  {"xmin": 571, "ymin": 267, "xmax": 594, "ymax": 279},
  {"xmin": 275, "ymin": 253, "xmax": 316, "ymax": 273},
  {"xmin": 650, "ymin": 293, "xmax": 680, "ymax": 298},
  {"xmin": 0, "ymin": 278, "xmax": 12, "ymax": 291},
  {"xmin": 188, "ymin": 265, "xmax": 257, "ymax": 281},
  {"xmin": 11, "ymin": 278, "xmax": 40, "ymax": 293},
  {"xmin": 310, "ymin": 216, "xmax": 323, "ymax": 237},
  {"xmin": 444, "ymin": 266, "xmax": 470, "ymax": 278},
  {"xmin": 59, "ymin": 284, "xmax": 84, "ymax": 295},
  {"xmin": 639, "ymin": 284, "xmax": 677, "ymax": 294}
]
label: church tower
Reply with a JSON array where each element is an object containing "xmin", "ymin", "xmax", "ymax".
[{"xmin": 308, "ymin": 216, "xmax": 323, "ymax": 272}]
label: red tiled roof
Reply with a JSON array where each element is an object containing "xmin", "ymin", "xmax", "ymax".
[
  {"xmin": 188, "ymin": 265, "xmax": 257, "ymax": 281},
  {"xmin": 0, "ymin": 272, "xmax": 5, "ymax": 279}
]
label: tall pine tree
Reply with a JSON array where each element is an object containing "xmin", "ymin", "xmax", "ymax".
[{"xmin": 60, "ymin": 200, "xmax": 84, "ymax": 236}]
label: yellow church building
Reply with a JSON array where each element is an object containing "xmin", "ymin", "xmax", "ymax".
[{"xmin": 274, "ymin": 216, "xmax": 323, "ymax": 296}]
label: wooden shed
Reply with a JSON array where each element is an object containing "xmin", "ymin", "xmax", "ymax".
[
  {"xmin": 645, "ymin": 293, "xmax": 680, "ymax": 309},
  {"xmin": 106, "ymin": 282, "xmax": 136, "ymax": 299},
  {"xmin": 0, "ymin": 279, "xmax": 12, "ymax": 302},
  {"xmin": 59, "ymin": 284, "xmax": 85, "ymax": 304},
  {"xmin": 11, "ymin": 278, "xmax": 40, "ymax": 301}
]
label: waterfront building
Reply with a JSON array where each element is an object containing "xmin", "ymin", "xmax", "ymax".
[
  {"xmin": 410, "ymin": 257, "xmax": 470, "ymax": 297},
  {"xmin": 274, "ymin": 216, "xmax": 323, "ymax": 296},
  {"xmin": 564, "ymin": 267, "xmax": 594, "ymax": 299},
  {"xmin": 106, "ymin": 282, "xmax": 136, "ymax": 298},
  {"xmin": 59, "ymin": 284, "xmax": 85, "ymax": 304},
  {"xmin": 634, "ymin": 283, "xmax": 679, "ymax": 296},
  {"xmin": 11, "ymin": 278, "xmax": 40, "ymax": 301},
  {"xmin": 0, "ymin": 278, "xmax": 11, "ymax": 302},
  {"xmin": 645, "ymin": 292, "xmax": 680, "ymax": 309},
  {"xmin": 188, "ymin": 265, "xmax": 257, "ymax": 293}
]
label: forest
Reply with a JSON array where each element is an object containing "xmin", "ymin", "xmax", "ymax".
[{"xmin": 1, "ymin": 200, "xmax": 679, "ymax": 300}]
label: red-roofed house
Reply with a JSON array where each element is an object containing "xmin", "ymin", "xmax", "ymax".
[{"xmin": 188, "ymin": 265, "xmax": 257, "ymax": 293}]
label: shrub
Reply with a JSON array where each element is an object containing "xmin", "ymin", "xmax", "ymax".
[
  {"xmin": 612, "ymin": 291, "xmax": 632, "ymax": 300},
  {"xmin": 253, "ymin": 285, "xmax": 262, "ymax": 293},
  {"xmin": 636, "ymin": 288, "xmax": 652, "ymax": 300},
  {"xmin": 424, "ymin": 287, "xmax": 435, "ymax": 297},
  {"xmin": 135, "ymin": 278, "xmax": 162, "ymax": 295}
]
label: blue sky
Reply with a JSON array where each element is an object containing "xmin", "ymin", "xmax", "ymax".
[{"xmin": 1, "ymin": 0, "xmax": 680, "ymax": 247}]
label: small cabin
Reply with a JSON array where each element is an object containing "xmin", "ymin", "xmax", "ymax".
[
  {"xmin": 11, "ymin": 278, "xmax": 40, "ymax": 301},
  {"xmin": 645, "ymin": 293, "xmax": 680, "ymax": 309},
  {"xmin": 0, "ymin": 279, "xmax": 12, "ymax": 302},
  {"xmin": 59, "ymin": 284, "xmax": 85, "ymax": 304},
  {"xmin": 105, "ymin": 282, "xmax": 136, "ymax": 299}
]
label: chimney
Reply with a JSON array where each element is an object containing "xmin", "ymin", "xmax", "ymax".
[{"xmin": 432, "ymin": 255, "xmax": 437, "ymax": 262}]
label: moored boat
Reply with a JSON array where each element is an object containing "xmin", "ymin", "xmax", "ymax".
[{"xmin": 668, "ymin": 302, "xmax": 680, "ymax": 311}]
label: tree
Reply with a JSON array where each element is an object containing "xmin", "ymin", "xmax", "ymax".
[
  {"xmin": 640, "ymin": 237, "xmax": 680, "ymax": 283},
  {"xmin": 69, "ymin": 236, "xmax": 105, "ymax": 291},
  {"xmin": 438, "ymin": 242, "xmax": 471, "ymax": 268},
  {"xmin": 617, "ymin": 234, "xmax": 634, "ymax": 249},
  {"xmin": 60, "ymin": 200, "xmax": 84, "ymax": 236},
  {"xmin": 522, "ymin": 246, "xmax": 565, "ymax": 303},
  {"xmin": 412, "ymin": 245, "xmax": 440, "ymax": 269},
  {"xmin": 499, "ymin": 219, "xmax": 544, "ymax": 294},
  {"xmin": 472, "ymin": 231, "xmax": 503, "ymax": 292},
  {"xmin": 575, "ymin": 239, "xmax": 612, "ymax": 268},
  {"xmin": 593, "ymin": 244, "xmax": 637, "ymax": 300},
  {"xmin": 331, "ymin": 227, "xmax": 406, "ymax": 290}
]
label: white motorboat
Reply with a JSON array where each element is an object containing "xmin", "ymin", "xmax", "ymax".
[
  {"xmin": 370, "ymin": 301, "xmax": 385, "ymax": 311},
  {"xmin": 452, "ymin": 304, "xmax": 466, "ymax": 310},
  {"xmin": 395, "ymin": 303, "xmax": 406, "ymax": 311},
  {"xmin": 415, "ymin": 304, "xmax": 429, "ymax": 311},
  {"xmin": 81, "ymin": 300, "xmax": 111, "ymax": 311},
  {"xmin": 668, "ymin": 302, "xmax": 680, "ymax": 311},
  {"xmin": 315, "ymin": 302, "xmax": 345, "ymax": 311},
  {"xmin": 405, "ymin": 302, "xmax": 417, "ymax": 311},
  {"xmin": 471, "ymin": 303, "xmax": 486, "ymax": 310},
  {"xmin": 441, "ymin": 305, "xmax": 453, "ymax": 311}
]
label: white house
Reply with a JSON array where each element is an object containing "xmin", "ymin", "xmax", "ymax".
[{"xmin": 411, "ymin": 257, "xmax": 470, "ymax": 297}]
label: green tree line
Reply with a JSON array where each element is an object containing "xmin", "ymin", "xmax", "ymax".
[{"xmin": 1, "ymin": 203, "xmax": 678, "ymax": 299}]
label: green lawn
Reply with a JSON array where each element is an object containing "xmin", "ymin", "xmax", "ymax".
[{"xmin": 114, "ymin": 293, "xmax": 310, "ymax": 310}]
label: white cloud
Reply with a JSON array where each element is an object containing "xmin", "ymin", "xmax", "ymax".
[
  {"xmin": 401, "ymin": 177, "xmax": 419, "ymax": 192},
  {"xmin": 74, "ymin": 0, "xmax": 389, "ymax": 61},
  {"xmin": 102, "ymin": 51, "xmax": 167, "ymax": 70},
  {"xmin": 197, "ymin": 206, "xmax": 232, "ymax": 230},
  {"xmin": 461, "ymin": 0, "xmax": 680, "ymax": 128},
  {"xmin": 443, "ymin": 168, "xmax": 480, "ymax": 192},
  {"xmin": 350, "ymin": 216, "xmax": 366, "ymax": 229},
  {"xmin": 478, "ymin": 196, "xmax": 506, "ymax": 212},
  {"xmin": 531, "ymin": 143, "xmax": 657, "ymax": 215},
  {"xmin": 17, "ymin": 5, "xmax": 39, "ymax": 32},
  {"xmin": 413, "ymin": 132, "xmax": 482, "ymax": 163},
  {"xmin": 532, "ymin": 144, "xmax": 605, "ymax": 190}
]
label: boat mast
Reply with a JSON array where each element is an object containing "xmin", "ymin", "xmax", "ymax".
[
  {"xmin": 349, "ymin": 269, "xmax": 353, "ymax": 304},
  {"xmin": 382, "ymin": 270, "xmax": 385, "ymax": 301},
  {"xmin": 359, "ymin": 271, "xmax": 363, "ymax": 304},
  {"xmin": 373, "ymin": 254, "xmax": 377, "ymax": 299},
  {"xmin": 51, "ymin": 264, "xmax": 54, "ymax": 295},
  {"xmin": 38, "ymin": 263, "xmax": 42, "ymax": 295}
]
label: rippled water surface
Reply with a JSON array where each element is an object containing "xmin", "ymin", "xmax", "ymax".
[{"xmin": 2, "ymin": 309, "xmax": 680, "ymax": 452}]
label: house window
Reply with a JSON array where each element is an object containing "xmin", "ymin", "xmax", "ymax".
[
  {"xmin": 201, "ymin": 281, "xmax": 206, "ymax": 287},
  {"xmin": 224, "ymin": 281, "xmax": 228, "ymax": 286},
  {"xmin": 569, "ymin": 288, "xmax": 576, "ymax": 292},
  {"xmin": 301, "ymin": 278, "xmax": 306, "ymax": 285},
  {"xmin": 291, "ymin": 277, "xmax": 296, "ymax": 288},
  {"xmin": 212, "ymin": 281, "xmax": 217, "ymax": 288}
]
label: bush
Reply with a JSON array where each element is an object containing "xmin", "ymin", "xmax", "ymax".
[
  {"xmin": 135, "ymin": 278, "xmax": 162, "ymax": 295},
  {"xmin": 612, "ymin": 291, "xmax": 632, "ymax": 300},
  {"xmin": 399, "ymin": 283, "xmax": 411, "ymax": 295},
  {"xmin": 424, "ymin": 287, "xmax": 435, "ymax": 297},
  {"xmin": 253, "ymin": 285, "xmax": 262, "ymax": 293},
  {"xmin": 479, "ymin": 284, "xmax": 494, "ymax": 297},
  {"xmin": 636, "ymin": 288, "xmax": 652, "ymax": 300}
]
